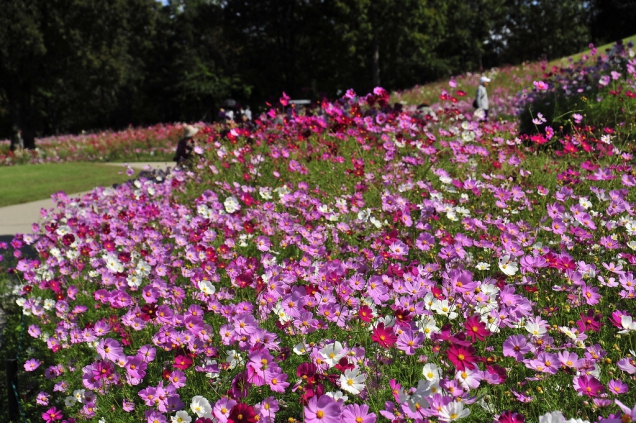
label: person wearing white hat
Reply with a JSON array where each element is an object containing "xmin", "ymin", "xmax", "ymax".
[
  {"xmin": 173, "ymin": 124, "xmax": 199, "ymax": 164},
  {"xmin": 474, "ymin": 76, "xmax": 491, "ymax": 121}
]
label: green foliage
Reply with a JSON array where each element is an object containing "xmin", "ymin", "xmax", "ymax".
[{"xmin": 495, "ymin": 0, "xmax": 592, "ymax": 63}]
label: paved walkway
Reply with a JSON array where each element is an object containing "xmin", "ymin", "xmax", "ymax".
[{"xmin": 0, "ymin": 162, "xmax": 174, "ymax": 237}]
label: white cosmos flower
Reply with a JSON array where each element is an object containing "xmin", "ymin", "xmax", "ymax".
[
  {"xmin": 73, "ymin": 389, "xmax": 85, "ymax": 403},
  {"xmin": 259, "ymin": 187, "xmax": 273, "ymax": 200},
  {"xmin": 579, "ymin": 197, "xmax": 592, "ymax": 209},
  {"xmin": 199, "ymin": 280, "xmax": 216, "ymax": 296},
  {"xmin": 525, "ymin": 321, "xmax": 548, "ymax": 337},
  {"xmin": 539, "ymin": 411, "xmax": 565, "ymax": 423},
  {"xmin": 224, "ymin": 196, "xmax": 241, "ymax": 213},
  {"xmin": 431, "ymin": 299, "xmax": 458, "ymax": 320},
  {"xmin": 369, "ymin": 216, "xmax": 383, "ymax": 228},
  {"xmin": 64, "ymin": 396, "xmax": 77, "ymax": 407},
  {"xmin": 127, "ymin": 274, "xmax": 142, "ymax": 288},
  {"xmin": 320, "ymin": 341, "xmax": 345, "ymax": 367},
  {"xmin": 293, "ymin": 343, "xmax": 308, "ymax": 355},
  {"xmin": 325, "ymin": 391, "xmax": 348, "ymax": 402},
  {"xmin": 559, "ymin": 326, "xmax": 578, "ymax": 340},
  {"xmin": 136, "ymin": 260, "xmax": 151, "ymax": 275},
  {"xmin": 498, "ymin": 255, "xmax": 518, "ymax": 276},
  {"xmin": 357, "ymin": 209, "xmax": 371, "ymax": 222},
  {"xmin": 416, "ymin": 316, "xmax": 440, "ymax": 338},
  {"xmin": 226, "ymin": 350, "xmax": 244, "ymax": 370},
  {"xmin": 422, "ymin": 363, "xmax": 441, "ymax": 383},
  {"xmin": 476, "ymin": 262, "xmax": 490, "ymax": 270},
  {"xmin": 190, "ymin": 396, "xmax": 212, "ymax": 418},
  {"xmin": 627, "ymin": 240, "xmax": 636, "ymax": 251},
  {"xmin": 339, "ymin": 367, "xmax": 367, "ymax": 394},
  {"xmin": 272, "ymin": 303, "xmax": 292, "ymax": 323},
  {"xmin": 619, "ymin": 315, "xmax": 636, "ymax": 334},
  {"xmin": 171, "ymin": 410, "xmax": 193, "ymax": 423},
  {"xmin": 398, "ymin": 380, "xmax": 432, "ymax": 413},
  {"xmin": 461, "ymin": 131, "xmax": 475, "ymax": 142},
  {"xmin": 104, "ymin": 254, "xmax": 124, "ymax": 273},
  {"xmin": 438, "ymin": 401, "xmax": 471, "ymax": 421}
]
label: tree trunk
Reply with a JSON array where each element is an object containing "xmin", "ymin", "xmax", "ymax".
[
  {"xmin": 8, "ymin": 85, "xmax": 37, "ymax": 149},
  {"xmin": 22, "ymin": 125, "xmax": 36, "ymax": 149}
]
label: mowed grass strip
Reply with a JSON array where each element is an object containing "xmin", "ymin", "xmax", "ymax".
[{"xmin": 0, "ymin": 162, "xmax": 131, "ymax": 207}]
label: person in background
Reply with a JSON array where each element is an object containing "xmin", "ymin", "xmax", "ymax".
[
  {"xmin": 173, "ymin": 124, "xmax": 198, "ymax": 165},
  {"xmin": 10, "ymin": 125, "xmax": 24, "ymax": 151},
  {"xmin": 475, "ymin": 76, "xmax": 490, "ymax": 121}
]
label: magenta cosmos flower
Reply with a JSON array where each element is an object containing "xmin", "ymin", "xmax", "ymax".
[
  {"xmin": 447, "ymin": 344, "xmax": 478, "ymax": 371},
  {"xmin": 42, "ymin": 407, "xmax": 64, "ymax": 422},
  {"xmin": 464, "ymin": 315, "xmax": 491, "ymax": 341},
  {"xmin": 305, "ymin": 395, "xmax": 341, "ymax": 423},
  {"xmin": 574, "ymin": 375, "xmax": 605, "ymax": 397}
]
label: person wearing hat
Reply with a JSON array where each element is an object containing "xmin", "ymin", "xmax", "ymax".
[
  {"xmin": 173, "ymin": 124, "xmax": 199, "ymax": 165},
  {"xmin": 475, "ymin": 76, "xmax": 491, "ymax": 121}
]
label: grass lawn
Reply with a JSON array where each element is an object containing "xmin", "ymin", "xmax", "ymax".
[{"xmin": 0, "ymin": 162, "xmax": 131, "ymax": 207}]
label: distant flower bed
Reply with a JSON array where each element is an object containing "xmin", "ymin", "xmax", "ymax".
[
  {"xmin": 0, "ymin": 123, "xmax": 186, "ymax": 166},
  {"xmin": 516, "ymin": 42, "xmax": 636, "ymax": 152},
  {"xmin": 3, "ymin": 85, "xmax": 636, "ymax": 423}
]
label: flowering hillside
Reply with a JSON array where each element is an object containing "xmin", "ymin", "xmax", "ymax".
[{"xmin": 3, "ymin": 45, "xmax": 636, "ymax": 423}]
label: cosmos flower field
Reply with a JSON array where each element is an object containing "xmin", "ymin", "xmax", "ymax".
[
  {"xmin": 3, "ymin": 44, "xmax": 636, "ymax": 423},
  {"xmin": 0, "ymin": 123, "xmax": 182, "ymax": 166}
]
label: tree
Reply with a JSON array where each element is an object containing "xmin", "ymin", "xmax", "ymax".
[
  {"xmin": 590, "ymin": 0, "xmax": 636, "ymax": 46},
  {"xmin": 0, "ymin": 0, "xmax": 46, "ymax": 148},
  {"xmin": 159, "ymin": 0, "xmax": 248, "ymax": 122},
  {"xmin": 0, "ymin": 0, "xmax": 162, "ymax": 146},
  {"xmin": 494, "ymin": 0, "xmax": 591, "ymax": 64}
]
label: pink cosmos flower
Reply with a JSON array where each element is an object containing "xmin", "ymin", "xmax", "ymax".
[
  {"xmin": 24, "ymin": 358, "xmax": 41, "ymax": 371},
  {"xmin": 279, "ymin": 92, "xmax": 290, "ymax": 106},
  {"xmin": 342, "ymin": 404, "xmax": 376, "ymax": 423},
  {"xmin": 214, "ymin": 397, "xmax": 238, "ymax": 422},
  {"xmin": 265, "ymin": 369, "xmax": 289, "ymax": 392},
  {"xmin": 396, "ymin": 330, "xmax": 423, "ymax": 355},
  {"xmin": 36, "ymin": 391, "xmax": 50, "ymax": 406},
  {"xmin": 607, "ymin": 379, "xmax": 628, "ymax": 395},
  {"xmin": 581, "ymin": 284, "xmax": 601, "ymax": 305},
  {"xmin": 97, "ymin": 338, "xmax": 123, "ymax": 362},
  {"xmin": 304, "ymin": 395, "xmax": 341, "ymax": 423},
  {"xmin": 615, "ymin": 400, "xmax": 636, "ymax": 420},
  {"xmin": 557, "ymin": 351, "xmax": 583, "ymax": 369},
  {"xmin": 167, "ymin": 369, "xmax": 186, "ymax": 389},
  {"xmin": 503, "ymin": 335, "xmax": 532, "ymax": 361}
]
